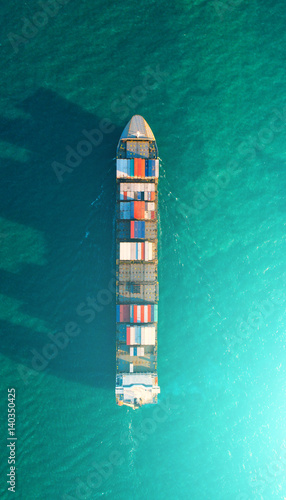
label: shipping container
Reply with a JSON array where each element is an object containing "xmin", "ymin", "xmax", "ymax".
[
  {"xmin": 148, "ymin": 304, "xmax": 151, "ymax": 322},
  {"xmin": 154, "ymin": 304, "xmax": 158, "ymax": 322}
]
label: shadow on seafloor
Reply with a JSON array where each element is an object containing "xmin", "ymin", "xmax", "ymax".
[{"xmin": 0, "ymin": 87, "xmax": 123, "ymax": 390}]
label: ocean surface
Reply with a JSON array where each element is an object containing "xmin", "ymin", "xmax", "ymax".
[{"xmin": 1, "ymin": 0, "xmax": 286, "ymax": 499}]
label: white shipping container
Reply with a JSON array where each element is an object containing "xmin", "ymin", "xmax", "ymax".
[
  {"xmin": 144, "ymin": 306, "xmax": 148, "ymax": 323},
  {"xmin": 130, "ymin": 347, "xmax": 134, "ymax": 356},
  {"xmin": 155, "ymin": 163, "xmax": 159, "ymax": 178},
  {"xmin": 122, "ymin": 242, "xmax": 127, "ymax": 260},
  {"xmin": 124, "ymin": 242, "xmax": 127, "ymax": 260},
  {"xmin": 141, "ymin": 326, "xmax": 156, "ymax": 345},
  {"xmin": 130, "ymin": 327, "xmax": 135, "ymax": 345},
  {"xmin": 144, "ymin": 242, "xmax": 148, "ymax": 261},
  {"xmin": 130, "ymin": 243, "xmax": 133, "ymax": 261},
  {"xmin": 137, "ymin": 306, "xmax": 141, "ymax": 323},
  {"xmin": 149, "ymin": 242, "xmax": 153, "ymax": 261},
  {"xmin": 124, "ymin": 242, "xmax": 128, "ymax": 260},
  {"xmin": 130, "ymin": 363, "xmax": 133, "ymax": 373}
]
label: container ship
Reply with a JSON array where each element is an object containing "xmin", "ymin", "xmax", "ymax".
[{"xmin": 115, "ymin": 115, "xmax": 160, "ymax": 409}]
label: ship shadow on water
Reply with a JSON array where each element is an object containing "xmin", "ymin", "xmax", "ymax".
[{"xmin": 0, "ymin": 87, "xmax": 122, "ymax": 391}]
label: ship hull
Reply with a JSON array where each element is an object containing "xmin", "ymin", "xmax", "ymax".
[{"xmin": 115, "ymin": 115, "xmax": 160, "ymax": 408}]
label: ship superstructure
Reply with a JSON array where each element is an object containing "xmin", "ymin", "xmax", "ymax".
[{"xmin": 115, "ymin": 115, "xmax": 160, "ymax": 409}]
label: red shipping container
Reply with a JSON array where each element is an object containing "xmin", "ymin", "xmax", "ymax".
[
  {"xmin": 120, "ymin": 305, "xmax": 123, "ymax": 322},
  {"xmin": 148, "ymin": 305, "xmax": 151, "ymax": 323},
  {"xmin": 127, "ymin": 326, "xmax": 130, "ymax": 345},
  {"xmin": 134, "ymin": 201, "xmax": 145, "ymax": 219},
  {"xmin": 141, "ymin": 306, "xmax": 144, "ymax": 322},
  {"xmin": 151, "ymin": 211, "xmax": 155, "ymax": 219},
  {"xmin": 139, "ymin": 159, "xmax": 145, "ymax": 178},
  {"xmin": 141, "ymin": 242, "xmax": 144, "ymax": 260},
  {"xmin": 134, "ymin": 201, "xmax": 139, "ymax": 219},
  {"xmin": 134, "ymin": 158, "xmax": 139, "ymax": 177},
  {"xmin": 134, "ymin": 305, "xmax": 137, "ymax": 323},
  {"xmin": 151, "ymin": 192, "xmax": 155, "ymax": 201},
  {"xmin": 131, "ymin": 221, "xmax": 134, "ymax": 238},
  {"xmin": 124, "ymin": 192, "xmax": 127, "ymax": 200}
]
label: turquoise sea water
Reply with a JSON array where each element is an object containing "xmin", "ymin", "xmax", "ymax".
[{"xmin": 1, "ymin": 1, "xmax": 286, "ymax": 498}]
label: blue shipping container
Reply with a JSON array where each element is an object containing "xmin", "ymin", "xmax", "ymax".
[
  {"xmin": 116, "ymin": 305, "xmax": 120, "ymax": 322},
  {"xmin": 151, "ymin": 160, "xmax": 156, "ymax": 176},
  {"xmin": 130, "ymin": 305, "xmax": 133, "ymax": 323}
]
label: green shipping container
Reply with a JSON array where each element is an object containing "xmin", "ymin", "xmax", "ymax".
[{"xmin": 130, "ymin": 159, "xmax": 134, "ymax": 177}]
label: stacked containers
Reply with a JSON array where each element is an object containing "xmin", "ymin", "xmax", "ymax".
[
  {"xmin": 130, "ymin": 221, "xmax": 145, "ymax": 239},
  {"xmin": 117, "ymin": 304, "xmax": 131, "ymax": 322},
  {"xmin": 119, "ymin": 202, "xmax": 131, "ymax": 220},
  {"xmin": 120, "ymin": 183, "xmax": 155, "ymax": 201},
  {"xmin": 119, "ymin": 242, "xmax": 153, "ymax": 261},
  {"xmin": 130, "ymin": 347, "xmax": 144, "ymax": 356},
  {"xmin": 125, "ymin": 325, "xmax": 156, "ymax": 345},
  {"xmin": 116, "ymin": 148, "xmax": 159, "ymax": 380},
  {"xmin": 117, "ymin": 159, "xmax": 159, "ymax": 179}
]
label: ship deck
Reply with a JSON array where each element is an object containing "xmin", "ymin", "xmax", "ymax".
[{"xmin": 115, "ymin": 115, "xmax": 160, "ymax": 408}]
